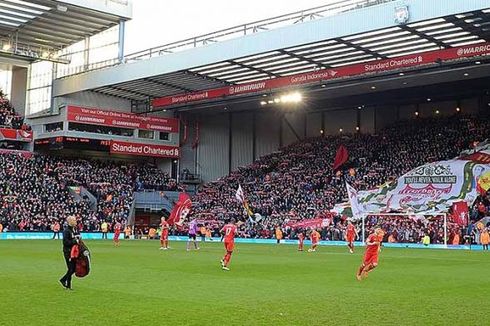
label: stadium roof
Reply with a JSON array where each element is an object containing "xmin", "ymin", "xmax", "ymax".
[
  {"xmin": 89, "ymin": 8, "xmax": 490, "ymax": 102},
  {"xmin": 0, "ymin": 0, "xmax": 131, "ymax": 61}
]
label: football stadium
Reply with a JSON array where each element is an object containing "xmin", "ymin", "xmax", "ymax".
[{"xmin": 2, "ymin": 0, "xmax": 490, "ymax": 325}]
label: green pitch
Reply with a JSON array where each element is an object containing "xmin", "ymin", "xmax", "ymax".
[{"xmin": 2, "ymin": 240, "xmax": 490, "ymax": 325}]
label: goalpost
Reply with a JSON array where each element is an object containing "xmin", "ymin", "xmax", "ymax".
[{"xmin": 360, "ymin": 212, "xmax": 448, "ymax": 245}]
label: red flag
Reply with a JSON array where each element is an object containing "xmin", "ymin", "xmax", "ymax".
[
  {"xmin": 167, "ymin": 193, "xmax": 192, "ymax": 226},
  {"xmin": 332, "ymin": 145, "xmax": 349, "ymax": 170},
  {"xmin": 451, "ymin": 201, "xmax": 469, "ymax": 226}
]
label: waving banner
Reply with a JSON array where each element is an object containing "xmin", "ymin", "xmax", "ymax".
[
  {"xmin": 167, "ymin": 193, "xmax": 192, "ymax": 226},
  {"xmin": 350, "ymin": 160, "xmax": 490, "ymax": 215}
]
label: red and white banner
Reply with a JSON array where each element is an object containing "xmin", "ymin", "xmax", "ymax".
[
  {"xmin": 287, "ymin": 218, "xmax": 331, "ymax": 229},
  {"xmin": 67, "ymin": 106, "xmax": 179, "ymax": 133},
  {"xmin": 109, "ymin": 140, "xmax": 179, "ymax": 158},
  {"xmin": 167, "ymin": 193, "xmax": 192, "ymax": 226},
  {"xmin": 0, "ymin": 128, "xmax": 33, "ymax": 142},
  {"xmin": 152, "ymin": 42, "xmax": 490, "ymax": 108}
]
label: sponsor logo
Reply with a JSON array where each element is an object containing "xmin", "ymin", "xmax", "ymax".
[
  {"xmin": 171, "ymin": 92, "xmax": 208, "ymax": 104},
  {"xmin": 147, "ymin": 125, "xmax": 173, "ymax": 131},
  {"xmin": 395, "ymin": 6, "xmax": 410, "ymax": 24},
  {"xmin": 399, "ymin": 184, "xmax": 452, "ymax": 198},
  {"xmin": 111, "ymin": 142, "xmax": 179, "ymax": 158},
  {"xmin": 457, "ymin": 44, "xmax": 490, "ymax": 56},
  {"xmin": 229, "ymin": 82, "xmax": 266, "ymax": 95},
  {"xmin": 364, "ymin": 55, "xmax": 422, "ymax": 72},
  {"xmin": 74, "ymin": 115, "xmax": 106, "ymax": 124},
  {"xmin": 112, "ymin": 120, "xmax": 140, "ymax": 128},
  {"xmin": 290, "ymin": 71, "xmax": 335, "ymax": 84}
]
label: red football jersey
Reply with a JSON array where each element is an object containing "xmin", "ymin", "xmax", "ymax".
[
  {"xmin": 310, "ymin": 231, "xmax": 320, "ymax": 242},
  {"xmin": 222, "ymin": 224, "xmax": 237, "ymax": 242},
  {"xmin": 161, "ymin": 221, "xmax": 169, "ymax": 230},
  {"xmin": 365, "ymin": 233, "xmax": 380, "ymax": 254},
  {"xmin": 347, "ymin": 224, "xmax": 355, "ymax": 237}
]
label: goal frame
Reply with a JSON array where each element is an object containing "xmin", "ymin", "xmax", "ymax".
[{"xmin": 359, "ymin": 212, "xmax": 448, "ymax": 245}]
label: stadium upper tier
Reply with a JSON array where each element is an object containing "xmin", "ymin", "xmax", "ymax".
[
  {"xmin": 0, "ymin": 0, "xmax": 131, "ymax": 62},
  {"xmin": 53, "ymin": 0, "xmax": 490, "ymax": 104}
]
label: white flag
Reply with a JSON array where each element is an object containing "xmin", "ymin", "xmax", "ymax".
[
  {"xmin": 346, "ymin": 182, "xmax": 363, "ymax": 219},
  {"xmin": 235, "ymin": 185, "xmax": 245, "ymax": 203}
]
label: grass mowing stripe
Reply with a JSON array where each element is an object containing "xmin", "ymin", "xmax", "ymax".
[{"xmin": 2, "ymin": 240, "xmax": 490, "ymax": 325}]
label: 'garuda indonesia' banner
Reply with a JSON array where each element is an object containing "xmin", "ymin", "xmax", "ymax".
[{"xmin": 356, "ymin": 160, "xmax": 490, "ymax": 214}]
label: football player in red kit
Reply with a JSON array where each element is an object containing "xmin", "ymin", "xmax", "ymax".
[
  {"xmin": 345, "ymin": 221, "xmax": 356, "ymax": 254},
  {"xmin": 113, "ymin": 222, "xmax": 121, "ymax": 247},
  {"xmin": 220, "ymin": 218, "xmax": 240, "ymax": 271},
  {"xmin": 159, "ymin": 217, "xmax": 170, "ymax": 250},
  {"xmin": 356, "ymin": 228, "xmax": 384, "ymax": 281},
  {"xmin": 308, "ymin": 229, "xmax": 321, "ymax": 252},
  {"xmin": 297, "ymin": 230, "xmax": 305, "ymax": 251}
]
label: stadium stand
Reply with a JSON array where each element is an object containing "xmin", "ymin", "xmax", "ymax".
[
  {"xmin": 190, "ymin": 113, "xmax": 490, "ymax": 243},
  {"xmin": 0, "ymin": 153, "xmax": 175, "ymax": 232},
  {"xmin": 0, "ymin": 90, "xmax": 29, "ymax": 131},
  {"xmin": 1, "ymin": 112, "xmax": 489, "ymax": 244}
]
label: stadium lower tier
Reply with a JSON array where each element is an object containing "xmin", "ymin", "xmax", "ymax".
[{"xmin": 0, "ymin": 113, "xmax": 489, "ymax": 246}]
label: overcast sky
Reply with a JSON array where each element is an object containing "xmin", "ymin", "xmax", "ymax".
[{"xmin": 124, "ymin": 0, "xmax": 330, "ymax": 54}]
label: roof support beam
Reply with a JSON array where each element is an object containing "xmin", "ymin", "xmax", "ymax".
[
  {"xmin": 108, "ymin": 85, "xmax": 153, "ymax": 99},
  {"xmin": 278, "ymin": 49, "xmax": 328, "ymax": 68},
  {"xmin": 143, "ymin": 77, "xmax": 194, "ymax": 93},
  {"xmin": 335, "ymin": 38, "xmax": 388, "ymax": 59},
  {"xmin": 397, "ymin": 25, "xmax": 447, "ymax": 48},
  {"xmin": 90, "ymin": 89, "xmax": 131, "ymax": 100},
  {"xmin": 184, "ymin": 70, "xmax": 233, "ymax": 85},
  {"xmin": 227, "ymin": 59, "xmax": 278, "ymax": 78},
  {"xmin": 445, "ymin": 13, "xmax": 490, "ymax": 42}
]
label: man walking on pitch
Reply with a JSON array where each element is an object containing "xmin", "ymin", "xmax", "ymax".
[
  {"xmin": 356, "ymin": 228, "xmax": 384, "ymax": 281},
  {"xmin": 186, "ymin": 218, "xmax": 200, "ymax": 251},
  {"xmin": 159, "ymin": 217, "xmax": 170, "ymax": 250},
  {"xmin": 345, "ymin": 221, "xmax": 356, "ymax": 253},
  {"xmin": 59, "ymin": 216, "xmax": 79, "ymax": 290},
  {"xmin": 220, "ymin": 218, "xmax": 240, "ymax": 271}
]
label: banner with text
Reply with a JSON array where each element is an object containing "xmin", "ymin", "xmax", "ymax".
[
  {"xmin": 354, "ymin": 160, "xmax": 490, "ymax": 215},
  {"xmin": 67, "ymin": 106, "xmax": 179, "ymax": 133},
  {"xmin": 109, "ymin": 140, "xmax": 179, "ymax": 158},
  {"xmin": 152, "ymin": 42, "xmax": 490, "ymax": 108}
]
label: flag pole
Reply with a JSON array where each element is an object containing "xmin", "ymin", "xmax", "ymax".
[
  {"xmin": 443, "ymin": 213, "xmax": 447, "ymax": 246},
  {"xmin": 362, "ymin": 213, "xmax": 365, "ymax": 243}
]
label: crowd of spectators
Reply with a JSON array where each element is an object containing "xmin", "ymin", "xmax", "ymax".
[
  {"xmin": 1, "ymin": 112, "xmax": 489, "ymax": 245},
  {"xmin": 0, "ymin": 90, "xmax": 30, "ymax": 131},
  {"xmin": 190, "ymin": 114, "xmax": 490, "ymax": 243},
  {"xmin": 0, "ymin": 154, "xmax": 175, "ymax": 232}
]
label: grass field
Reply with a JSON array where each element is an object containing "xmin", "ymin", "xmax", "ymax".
[{"xmin": 2, "ymin": 239, "xmax": 490, "ymax": 326}]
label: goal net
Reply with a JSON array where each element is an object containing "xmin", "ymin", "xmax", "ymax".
[{"xmin": 360, "ymin": 212, "xmax": 456, "ymax": 245}]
